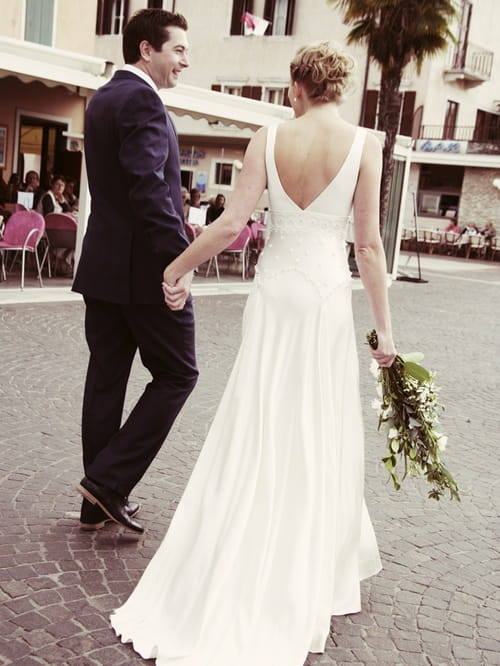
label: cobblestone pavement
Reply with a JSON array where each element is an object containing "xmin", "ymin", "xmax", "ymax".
[{"xmin": 0, "ymin": 258, "xmax": 499, "ymax": 665}]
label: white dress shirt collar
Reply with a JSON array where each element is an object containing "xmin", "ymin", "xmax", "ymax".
[{"xmin": 122, "ymin": 64, "xmax": 160, "ymax": 96}]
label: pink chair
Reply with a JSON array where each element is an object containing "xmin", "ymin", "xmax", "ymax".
[
  {"xmin": 0, "ymin": 210, "xmax": 47, "ymax": 289},
  {"xmin": 45, "ymin": 212, "xmax": 78, "ymax": 276},
  {"xmin": 207, "ymin": 226, "xmax": 252, "ymax": 280}
]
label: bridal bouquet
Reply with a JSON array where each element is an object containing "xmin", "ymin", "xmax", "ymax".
[{"xmin": 366, "ymin": 330, "xmax": 460, "ymax": 501}]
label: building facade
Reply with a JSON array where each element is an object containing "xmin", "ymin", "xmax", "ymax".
[{"xmin": 1, "ymin": 0, "xmax": 499, "ymax": 231}]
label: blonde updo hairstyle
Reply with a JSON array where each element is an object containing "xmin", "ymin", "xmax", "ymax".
[{"xmin": 290, "ymin": 41, "xmax": 355, "ymax": 104}]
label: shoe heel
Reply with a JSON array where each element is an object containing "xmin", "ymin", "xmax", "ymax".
[{"xmin": 77, "ymin": 484, "xmax": 97, "ymax": 505}]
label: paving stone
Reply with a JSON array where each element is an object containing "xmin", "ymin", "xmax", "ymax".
[{"xmin": 1, "ymin": 262, "xmax": 499, "ymax": 665}]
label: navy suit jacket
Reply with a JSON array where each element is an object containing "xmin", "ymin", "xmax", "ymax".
[{"xmin": 73, "ymin": 70, "xmax": 189, "ymax": 304}]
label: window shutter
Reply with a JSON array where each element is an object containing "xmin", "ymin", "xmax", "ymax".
[
  {"xmin": 242, "ymin": 86, "xmax": 252, "ymax": 98},
  {"xmin": 211, "ymin": 84, "xmax": 222, "ymax": 92},
  {"xmin": 362, "ymin": 90, "xmax": 378, "ymax": 129},
  {"xmin": 251, "ymin": 86, "xmax": 262, "ymax": 100},
  {"xmin": 96, "ymin": 0, "xmax": 113, "ymax": 35},
  {"xmin": 285, "ymin": 0, "xmax": 295, "ymax": 35},
  {"xmin": 231, "ymin": 0, "xmax": 254, "ymax": 35},
  {"xmin": 399, "ymin": 91, "xmax": 416, "ymax": 136}
]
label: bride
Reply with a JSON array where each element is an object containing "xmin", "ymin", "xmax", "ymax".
[{"xmin": 111, "ymin": 41, "xmax": 396, "ymax": 666}]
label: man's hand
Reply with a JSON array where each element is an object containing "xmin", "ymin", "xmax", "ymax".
[{"xmin": 162, "ymin": 271, "xmax": 193, "ymax": 311}]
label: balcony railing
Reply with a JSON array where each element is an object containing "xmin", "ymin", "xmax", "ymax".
[
  {"xmin": 444, "ymin": 43, "xmax": 494, "ymax": 84},
  {"xmin": 421, "ymin": 125, "xmax": 500, "ymax": 142},
  {"xmin": 416, "ymin": 125, "xmax": 500, "ymax": 155},
  {"xmin": 421, "ymin": 125, "xmax": 474, "ymax": 141}
]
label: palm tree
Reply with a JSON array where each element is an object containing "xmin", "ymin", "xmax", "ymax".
[{"xmin": 328, "ymin": 0, "xmax": 457, "ymax": 234}]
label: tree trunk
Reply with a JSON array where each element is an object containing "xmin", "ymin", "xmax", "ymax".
[{"xmin": 376, "ymin": 67, "xmax": 403, "ymax": 236}]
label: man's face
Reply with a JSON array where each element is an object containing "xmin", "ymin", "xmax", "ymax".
[{"xmin": 147, "ymin": 27, "xmax": 189, "ymax": 89}]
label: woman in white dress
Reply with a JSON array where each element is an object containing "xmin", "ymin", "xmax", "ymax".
[{"xmin": 111, "ymin": 42, "xmax": 396, "ymax": 666}]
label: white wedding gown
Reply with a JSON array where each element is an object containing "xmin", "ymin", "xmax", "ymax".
[{"xmin": 111, "ymin": 124, "xmax": 382, "ymax": 666}]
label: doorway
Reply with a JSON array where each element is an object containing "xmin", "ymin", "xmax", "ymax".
[{"xmin": 17, "ymin": 116, "xmax": 81, "ymax": 191}]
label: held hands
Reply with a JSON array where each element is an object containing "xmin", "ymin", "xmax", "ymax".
[
  {"xmin": 162, "ymin": 270, "xmax": 193, "ymax": 311},
  {"xmin": 370, "ymin": 330, "xmax": 396, "ymax": 368}
]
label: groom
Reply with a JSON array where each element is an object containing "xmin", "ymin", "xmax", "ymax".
[{"xmin": 73, "ymin": 9, "xmax": 198, "ymax": 533}]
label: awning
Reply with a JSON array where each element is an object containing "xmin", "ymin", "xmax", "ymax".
[
  {"xmin": 0, "ymin": 36, "xmax": 110, "ymax": 92},
  {"xmin": 0, "ymin": 36, "xmax": 293, "ymax": 130},
  {"xmin": 161, "ymin": 84, "xmax": 293, "ymax": 130}
]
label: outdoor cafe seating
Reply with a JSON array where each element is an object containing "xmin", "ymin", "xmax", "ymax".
[{"xmin": 400, "ymin": 227, "xmax": 495, "ymax": 260}]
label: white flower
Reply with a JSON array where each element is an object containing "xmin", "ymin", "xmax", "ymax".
[
  {"xmin": 370, "ymin": 359, "xmax": 380, "ymax": 379},
  {"xmin": 388, "ymin": 427, "xmax": 399, "ymax": 440},
  {"xmin": 437, "ymin": 435, "xmax": 448, "ymax": 451}
]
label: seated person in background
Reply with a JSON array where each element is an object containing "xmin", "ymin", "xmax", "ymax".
[
  {"xmin": 206, "ymin": 193, "xmax": 225, "ymax": 224},
  {"xmin": 22, "ymin": 170, "xmax": 44, "ymax": 209},
  {"xmin": 189, "ymin": 187, "xmax": 201, "ymax": 209},
  {"xmin": 6, "ymin": 173, "xmax": 21, "ymax": 204},
  {"xmin": 37, "ymin": 174, "xmax": 75, "ymax": 275},
  {"xmin": 181, "ymin": 186, "xmax": 190, "ymax": 221},
  {"xmin": 457, "ymin": 222, "xmax": 480, "ymax": 248},
  {"xmin": 481, "ymin": 222, "xmax": 496, "ymax": 246},
  {"xmin": 184, "ymin": 187, "xmax": 203, "ymax": 240},
  {"xmin": 63, "ymin": 178, "xmax": 79, "ymax": 213},
  {"xmin": 445, "ymin": 220, "xmax": 461, "ymax": 234},
  {"xmin": 37, "ymin": 174, "xmax": 72, "ymax": 216},
  {"xmin": 460, "ymin": 222, "xmax": 479, "ymax": 235}
]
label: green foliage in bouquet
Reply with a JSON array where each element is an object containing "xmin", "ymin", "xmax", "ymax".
[{"xmin": 366, "ymin": 330, "xmax": 460, "ymax": 501}]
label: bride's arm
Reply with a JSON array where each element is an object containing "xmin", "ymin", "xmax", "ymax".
[
  {"xmin": 353, "ymin": 131, "xmax": 396, "ymax": 367},
  {"xmin": 163, "ymin": 127, "xmax": 268, "ymax": 304}
]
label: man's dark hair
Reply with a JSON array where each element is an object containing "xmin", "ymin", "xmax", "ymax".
[{"xmin": 122, "ymin": 9, "xmax": 188, "ymax": 64}]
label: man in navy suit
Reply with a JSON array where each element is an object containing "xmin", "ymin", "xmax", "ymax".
[{"xmin": 73, "ymin": 9, "xmax": 198, "ymax": 533}]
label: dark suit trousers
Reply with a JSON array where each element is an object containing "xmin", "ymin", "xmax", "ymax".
[{"xmin": 81, "ymin": 296, "xmax": 198, "ymax": 497}]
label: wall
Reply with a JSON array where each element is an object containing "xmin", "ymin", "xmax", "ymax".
[
  {"xmin": 459, "ymin": 167, "xmax": 500, "ymax": 226},
  {"xmin": 95, "ymin": 0, "xmax": 366, "ymax": 124},
  {"xmin": 55, "ymin": 0, "xmax": 99, "ymax": 55},
  {"xmin": 1, "ymin": 0, "xmax": 24, "ymax": 39}
]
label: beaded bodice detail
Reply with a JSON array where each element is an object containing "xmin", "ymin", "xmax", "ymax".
[{"xmin": 255, "ymin": 124, "xmax": 366, "ymax": 300}]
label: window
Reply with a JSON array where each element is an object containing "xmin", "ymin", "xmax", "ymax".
[
  {"xmin": 225, "ymin": 86, "xmax": 243, "ymax": 96},
  {"xmin": 444, "ymin": 101, "xmax": 459, "ymax": 140},
  {"xmin": 361, "ymin": 90, "xmax": 415, "ymax": 136},
  {"xmin": 264, "ymin": 88, "xmax": 284, "ymax": 104},
  {"xmin": 148, "ymin": 0, "xmax": 163, "ymax": 7},
  {"xmin": 96, "ymin": 0, "xmax": 129, "ymax": 36},
  {"xmin": 215, "ymin": 163, "xmax": 233, "ymax": 186},
  {"xmin": 474, "ymin": 110, "xmax": 500, "ymax": 143},
  {"xmin": 418, "ymin": 164, "xmax": 464, "ymax": 217},
  {"xmin": 263, "ymin": 0, "xmax": 295, "ymax": 35},
  {"xmin": 230, "ymin": 0, "xmax": 254, "ymax": 35},
  {"xmin": 25, "ymin": 0, "xmax": 54, "ymax": 46}
]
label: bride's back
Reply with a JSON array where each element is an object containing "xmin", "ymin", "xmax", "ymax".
[
  {"xmin": 274, "ymin": 113, "xmax": 357, "ymax": 211},
  {"xmin": 275, "ymin": 41, "xmax": 357, "ymax": 211}
]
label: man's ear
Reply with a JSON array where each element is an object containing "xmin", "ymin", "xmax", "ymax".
[{"xmin": 138, "ymin": 40, "xmax": 152, "ymax": 61}]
